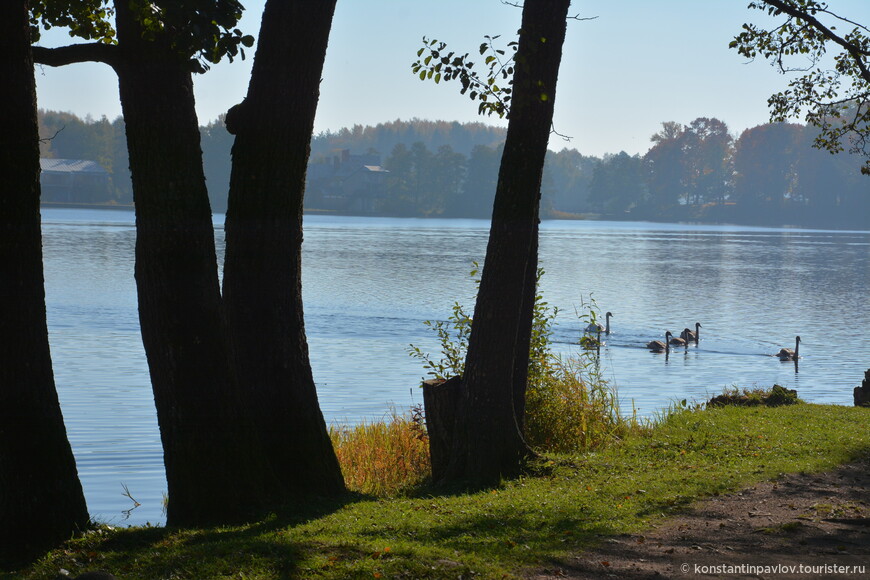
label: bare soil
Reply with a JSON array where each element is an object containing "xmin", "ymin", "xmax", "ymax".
[{"xmin": 530, "ymin": 455, "xmax": 870, "ymax": 579}]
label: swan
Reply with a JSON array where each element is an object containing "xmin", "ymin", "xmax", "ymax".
[
  {"xmin": 647, "ymin": 331, "xmax": 672, "ymax": 352},
  {"xmin": 585, "ymin": 311, "xmax": 613, "ymax": 334},
  {"xmin": 680, "ymin": 322, "xmax": 701, "ymax": 343},
  {"xmin": 776, "ymin": 336, "xmax": 801, "ymax": 360}
]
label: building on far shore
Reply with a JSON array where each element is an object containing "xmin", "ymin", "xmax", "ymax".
[
  {"xmin": 306, "ymin": 149, "xmax": 389, "ymax": 213},
  {"xmin": 40, "ymin": 158, "xmax": 113, "ymax": 205}
]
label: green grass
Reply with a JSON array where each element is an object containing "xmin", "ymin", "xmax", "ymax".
[{"xmin": 7, "ymin": 403, "xmax": 870, "ymax": 580}]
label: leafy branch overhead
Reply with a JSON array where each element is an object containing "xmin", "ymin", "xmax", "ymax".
[
  {"xmin": 30, "ymin": 0, "xmax": 255, "ymax": 72},
  {"xmin": 30, "ymin": 0, "xmax": 116, "ymax": 44},
  {"xmin": 731, "ymin": 0, "xmax": 870, "ymax": 173},
  {"xmin": 412, "ymin": 34, "xmax": 518, "ymax": 118}
]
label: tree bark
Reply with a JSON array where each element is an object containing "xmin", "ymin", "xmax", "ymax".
[
  {"xmin": 0, "ymin": 0, "xmax": 89, "ymax": 564},
  {"xmin": 113, "ymin": 3, "xmax": 264, "ymax": 526},
  {"xmin": 511, "ymin": 229, "xmax": 540, "ymax": 432},
  {"xmin": 421, "ymin": 377, "xmax": 462, "ymax": 482},
  {"xmin": 221, "ymin": 0, "xmax": 345, "ymax": 501},
  {"xmin": 441, "ymin": 0, "xmax": 571, "ymax": 487}
]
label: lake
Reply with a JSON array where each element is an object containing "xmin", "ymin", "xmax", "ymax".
[{"xmin": 40, "ymin": 208, "xmax": 870, "ymax": 526}]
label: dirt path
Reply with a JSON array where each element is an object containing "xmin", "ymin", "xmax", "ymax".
[{"xmin": 530, "ymin": 455, "xmax": 870, "ymax": 579}]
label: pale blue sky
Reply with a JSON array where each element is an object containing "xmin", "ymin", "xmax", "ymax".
[{"xmin": 32, "ymin": 0, "xmax": 869, "ymax": 158}]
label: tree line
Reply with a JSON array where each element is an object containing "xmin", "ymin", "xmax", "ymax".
[
  {"xmin": 39, "ymin": 109, "xmax": 866, "ymax": 227},
  {"xmin": 589, "ymin": 117, "xmax": 868, "ymax": 229}
]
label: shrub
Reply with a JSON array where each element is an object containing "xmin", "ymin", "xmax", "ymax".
[
  {"xmin": 707, "ymin": 384, "xmax": 803, "ymax": 408},
  {"xmin": 524, "ymin": 354, "xmax": 645, "ymax": 452},
  {"xmin": 410, "ymin": 265, "xmax": 642, "ymax": 454}
]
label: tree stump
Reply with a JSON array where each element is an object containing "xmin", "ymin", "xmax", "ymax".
[
  {"xmin": 421, "ymin": 376, "xmax": 462, "ymax": 482},
  {"xmin": 854, "ymin": 369, "xmax": 870, "ymax": 407}
]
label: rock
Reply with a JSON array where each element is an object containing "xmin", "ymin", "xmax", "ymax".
[{"xmin": 853, "ymin": 369, "xmax": 870, "ymax": 407}]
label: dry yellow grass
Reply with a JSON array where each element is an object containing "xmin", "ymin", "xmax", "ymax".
[{"xmin": 330, "ymin": 408, "xmax": 431, "ymax": 496}]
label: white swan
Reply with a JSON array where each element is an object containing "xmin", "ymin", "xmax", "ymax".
[
  {"xmin": 776, "ymin": 336, "xmax": 801, "ymax": 360},
  {"xmin": 585, "ymin": 311, "xmax": 613, "ymax": 334}
]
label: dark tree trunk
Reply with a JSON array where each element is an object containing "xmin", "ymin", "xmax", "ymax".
[
  {"xmin": 421, "ymin": 377, "xmax": 462, "ymax": 482},
  {"xmin": 113, "ymin": 4, "xmax": 264, "ymax": 526},
  {"xmin": 441, "ymin": 0, "xmax": 571, "ymax": 486},
  {"xmin": 0, "ymin": 1, "xmax": 89, "ymax": 564},
  {"xmin": 221, "ymin": 0, "xmax": 345, "ymax": 501},
  {"xmin": 511, "ymin": 229, "xmax": 540, "ymax": 432}
]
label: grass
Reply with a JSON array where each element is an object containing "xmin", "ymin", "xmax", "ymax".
[{"xmin": 8, "ymin": 402, "xmax": 870, "ymax": 580}]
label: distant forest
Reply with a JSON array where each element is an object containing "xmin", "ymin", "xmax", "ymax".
[{"xmin": 37, "ymin": 111, "xmax": 868, "ymax": 229}]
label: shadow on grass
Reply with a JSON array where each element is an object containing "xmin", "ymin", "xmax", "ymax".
[
  {"xmin": 8, "ymin": 492, "xmax": 369, "ymax": 580},
  {"xmin": 12, "ymin": 407, "xmax": 870, "ymax": 578}
]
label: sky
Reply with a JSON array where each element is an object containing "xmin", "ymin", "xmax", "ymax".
[{"xmin": 32, "ymin": 0, "xmax": 870, "ymax": 158}]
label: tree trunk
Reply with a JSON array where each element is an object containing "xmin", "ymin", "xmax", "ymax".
[
  {"xmin": 421, "ymin": 377, "xmax": 462, "ymax": 482},
  {"xmin": 113, "ymin": 4, "xmax": 264, "ymax": 526},
  {"xmin": 221, "ymin": 0, "xmax": 345, "ymax": 501},
  {"xmin": 511, "ymin": 229, "xmax": 540, "ymax": 432},
  {"xmin": 0, "ymin": 1, "xmax": 89, "ymax": 564},
  {"xmin": 441, "ymin": 0, "xmax": 571, "ymax": 487}
]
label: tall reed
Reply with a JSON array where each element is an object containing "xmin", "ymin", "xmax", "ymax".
[{"xmin": 329, "ymin": 408, "xmax": 430, "ymax": 496}]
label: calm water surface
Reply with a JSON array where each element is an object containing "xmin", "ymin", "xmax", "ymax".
[{"xmin": 41, "ymin": 208, "xmax": 870, "ymax": 525}]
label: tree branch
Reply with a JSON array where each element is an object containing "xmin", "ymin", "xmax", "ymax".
[
  {"xmin": 39, "ymin": 125, "xmax": 65, "ymax": 144},
  {"xmin": 567, "ymin": 14, "xmax": 598, "ymax": 22},
  {"xmin": 762, "ymin": 0, "xmax": 870, "ymax": 82},
  {"xmin": 31, "ymin": 43, "xmax": 119, "ymax": 69}
]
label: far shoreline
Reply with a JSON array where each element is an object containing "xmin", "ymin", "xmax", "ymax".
[
  {"xmin": 39, "ymin": 202, "xmax": 869, "ymax": 233},
  {"xmin": 301, "ymin": 206, "xmax": 870, "ymax": 232}
]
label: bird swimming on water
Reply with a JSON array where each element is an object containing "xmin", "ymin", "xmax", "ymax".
[
  {"xmin": 647, "ymin": 331, "xmax": 673, "ymax": 352},
  {"xmin": 680, "ymin": 322, "xmax": 701, "ymax": 343},
  {"xmin": 776, "ymin": 336, "xmax": 801, "ymax": 361},
  {"xmin": 585, "ymin": 311, "xmax": 613, "ymax": 335}
]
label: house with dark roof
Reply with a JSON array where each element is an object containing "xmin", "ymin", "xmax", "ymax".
[
  {"xmin": 306, "ymin": 149, "xmax": 389, "ymax": 213},
  {"xmin": 40, "ymin": 158, "xmax": 112, "ymax": 204}
]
